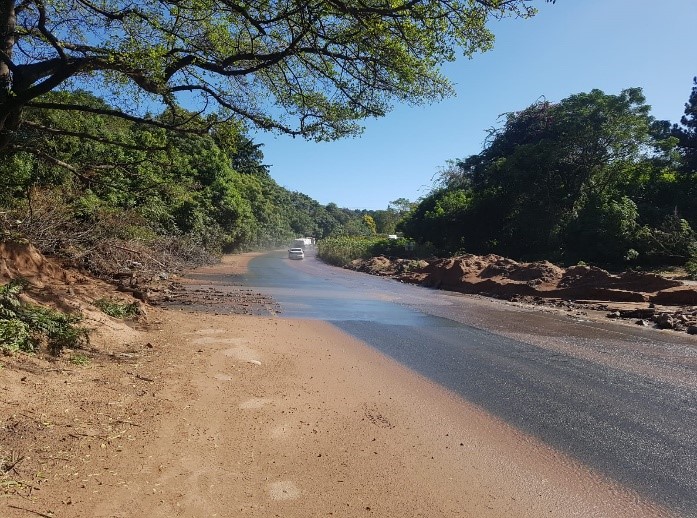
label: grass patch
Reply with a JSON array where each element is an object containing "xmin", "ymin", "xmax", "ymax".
[
  {"xmin": 94, "ymin": 298, "xmax": 140, "ymax": 319},
  {"xmin": 69, "ymin": 353, "xmax": 91, "ymax": 366}
]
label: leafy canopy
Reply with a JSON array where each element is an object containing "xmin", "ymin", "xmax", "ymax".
[
  {"xmin": 0, "ymin": 0, "xmax": 544, "ymax": 150},
  {"xmin": 400, "ymin": 87, "xmax": 697, "ymax": 265}
]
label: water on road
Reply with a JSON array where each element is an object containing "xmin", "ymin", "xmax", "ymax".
[{"xmin": 197, "ymin": 250, "xmax": 697, "ymax": 516}]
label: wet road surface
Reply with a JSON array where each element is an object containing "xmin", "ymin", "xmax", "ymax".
[{"xmin": 204, "ymin": 250, "xmax": 697, "ymax": 516}]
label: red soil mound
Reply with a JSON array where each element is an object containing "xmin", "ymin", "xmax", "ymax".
[
  {"xmin": 347, "ymin": 253, "xmax": 694, "ymax": 307},
  {"xmin": 0, "ymin": 240, "xmax": 74, "ymax": 287}
]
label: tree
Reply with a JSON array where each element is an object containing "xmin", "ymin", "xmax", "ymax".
[
  {"xmin": 399, "ymin": 188, "xmax": 472, "ymax": 253},
  {"xmin": 388, "ymin": 197, "xmax": 415, "ymax": 214},
  {"xmin": 402, "ymin": 87, "xmax": 674, "ymax": 263},
  {"xmin": 370, "ymin": 198, "xmax": 414, "ymax": 234},
  {"xmin": 672, "ymin": 76, "xmax": 697, "ymax": 173},
  {"xmin": 0, "ymin": 0, "xmax": 544, "ymax": 156},
  {"xmin": 665, "ymin": 76, "xmax": 697, "ymax": 226},
  {"xmin": 0, "ymin": 89, "xmax": 360, "ymax": 255},
  {"xmin": 362, "ymin": 214, "xmax": 377, "ymax": 235}
]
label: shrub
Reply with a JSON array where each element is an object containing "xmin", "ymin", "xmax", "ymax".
[
  {"xmin": 0, "ymin": 319, "xmax": 31, "ymax": 353},
  {"xmin": 686, "ymin": 244, "xmax": 697, "ymax": 280},
  {"xmin": 317, "ymin": 236, "xmax": 382, "ymax": 266},
  {"xmin": 368, "ymin": 237, "xmax": 433, "ymax": 258},
  {"xmin": 0, "ymin": 279, "xmax": 88, "ymax": 354},
  {"xmin": 69, "ymin": 353, "xmax": 91, "ymax": 366},
  {"xmin": 317, "ymin": 236, "xmax": 435, "ymax": 266},
  {"xmin": 94, "ymin": 298, "xmax": 140, "ymax": 319},
  {"xmin": 635, "ymin": 216, "xmax": 696, "ymax": 265}
]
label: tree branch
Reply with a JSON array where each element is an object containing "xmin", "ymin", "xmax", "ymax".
[
  {"xmin": 35, "ymin": 0, "xmax": 66, "ymax": 61},
  {"xmin": 21, "ymin": 120, "xmax": 169, "ymax": 151},
  {"xmin": 169, "ymin": 83, "xmax": 302, "ymax": 135},
  {"xmin": 25, "ymin": 101, "xmax": 209, "ymax": 134}
]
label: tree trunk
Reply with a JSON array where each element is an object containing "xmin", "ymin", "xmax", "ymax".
[{"xmin": 0, "ymin": 0, "xmax": 17, "ymax": 148}]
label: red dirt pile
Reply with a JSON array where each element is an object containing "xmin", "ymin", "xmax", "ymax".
[
  {"xmin": 0, "ymin": 240, "xmax": 138, "ymax": 315},
  {"xmin": 349, "ymin": 253, "xmax": 692, "ymax": 306},
  {"xmin": 0, "ymin": 240, "xmax": 74, "ymax": 287},
  {"xmin": 348, "ymin": 256, "xmax": 429, "ymax": 277}
]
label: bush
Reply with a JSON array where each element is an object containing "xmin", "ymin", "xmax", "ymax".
[
  {"xmin": 635, "ymin": 216, "xmax": 696, "ymax": 265},
  {"xmin": 317, "ymin": 236, "xmax": 383, "ymax": 266},
  {"xmin": 368, "ymin": 237, "xmax": 433, "ymax": 258},
  {"xmin": 0, "ymin": 319, "xmax": 31, "ymax": 353},
  {"xmin": 0, "ymin": 279, "xmax": 89, "ymax": 355},
  {"xmin": 686, "ymin": 244, "xmax": 697, "ymax": 280},
  {"xmin": 94, "ymin": 298, "xmax": 140, "ymax": 319},
  {"xmin": 317, "ymin": 236, "xmax": 434, "ymax": 266}
]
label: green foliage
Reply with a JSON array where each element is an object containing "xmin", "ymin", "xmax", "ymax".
[
  {"xmin": 402, "ymin": 86, "xmax": 697, "ymax": 267},
  {"xmin": 0, "ymin": 90, "xmax": 358, "ymax": 266},
  {"xmin": 69, "ymin": 353, "xmax": 91, "ymax": 366},
  {"xmin": 564, "ymin": 195, "xmax": 640, "ymax": 263},
  {"xmin": 0, "ymin": 319, "xmax": 31, "ymax": 353},
  {"xmin": 671, "ymin": 76, "xmax": 697, "ymax": 174},
  {"xmin": 94, "ymin": 298, "xmax": 140, "ymax": 319},
  {"xmin": 399, "ymin": 188, "xmax": 473, "ymax": 255},
  {"xmin": 635, "ymin": 216, "xmax": 696, "ymax": 265},
  {"xmin": 317, "ymin": 236, "xmax": 384, "ymax": 266},
  {"xmin": 685, "ymin": 247, "xmax": 697, "ymax": 280},
  {"xmin": 0, "ymin": 280, "xmax": 88, "ymax": 354},
  {"xmin": 1, "ymin": 0, "xmax": 544, "ymax": 152},
  {"xmin": 0, "ymin": 281, "xmax": 32, "ymax": 353},
  {"xmin": 317, "ymin": 235, "xmax": 431, "ymax": 266},
  {"xmin": 369, "ymin": 238, "xmax": 434, "ymax": 259},
  {"xmin": 362, "ymin": 215, "xmax": 377, "ymax": 235}
]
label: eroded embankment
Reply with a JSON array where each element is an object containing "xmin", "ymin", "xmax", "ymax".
[{"xmin": 348, "ymin": 254, "xmax": 697, "ymax": 333}]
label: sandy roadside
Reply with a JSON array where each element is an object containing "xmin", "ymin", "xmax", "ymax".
[{"xmin": 2, "ymin": 254, "xmax": 678, "ymax": 517}]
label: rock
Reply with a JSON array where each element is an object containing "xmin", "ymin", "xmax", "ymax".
[
  {"xmin": 619, "ymin": 308, "xmax": 656, "ymax": 319},
  {"xmin": 687, "ymin": 326, "xmax": 697, "ymax": 335},
  {"xmin": 654, "ymin": 314, "xmax": 675, "ymax": 329},
  {"xmin": 635, "ymin": 319, "xmax": 650, "ymax": 326},
  {"xmin": 607, "ymin": 311, "xmax": 621, "ymax": 319}
]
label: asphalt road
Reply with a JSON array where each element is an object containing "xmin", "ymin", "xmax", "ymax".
[{"xmin": 234, "ymin": 250, "xmax": 697, "ymax": 516}]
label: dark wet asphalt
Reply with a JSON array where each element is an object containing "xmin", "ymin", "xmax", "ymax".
[{"xmin": 232, "ymin": 251, "xmax": 697, "ymax": 515}]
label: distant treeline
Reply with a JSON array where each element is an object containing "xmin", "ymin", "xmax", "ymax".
[
  {"xmin": 4, "ymin": 80, "xmax": 697, "ymax": 277},
  {"xmin": 400, "ymin": 81, "xmax": 697, "ymax": 271},
  {"xmin": 0, "ymin": 91, "xmax": 406, "ymax": 274}
]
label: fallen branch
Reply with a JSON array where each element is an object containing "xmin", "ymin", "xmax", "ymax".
[
  {"xmin": 109, "ymin": 244, "xmax": 167, "ymax": 268},
  {"xmin": 1, "ymin": 454, "xmax": 25, "ymax": 475},
  {"xmin": 7, "ymin": 505, "xmax": 54, "ymax": 518}
]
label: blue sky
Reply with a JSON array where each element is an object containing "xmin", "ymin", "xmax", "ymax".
[{"xmin": 253, "ymin": 0, "xmax": 697, "ymax": 210}]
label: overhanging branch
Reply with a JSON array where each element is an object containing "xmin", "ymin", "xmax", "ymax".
[
  {"xmin": 25, "ymin": 101, "xmax": 210, "ymax": 134},
  {"xmin": 21, "ymin": 120, "xmax": 169, "ymax": 151}
]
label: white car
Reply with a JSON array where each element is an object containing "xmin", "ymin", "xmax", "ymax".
[{"xmin": 288, "ymin": 248, "xmax": 305, "ymax": 260}]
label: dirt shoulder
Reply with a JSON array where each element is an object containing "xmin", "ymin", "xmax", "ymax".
[{"xmin": 1, "ymin": 253, "xmax": 677, "ymax": 517}]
